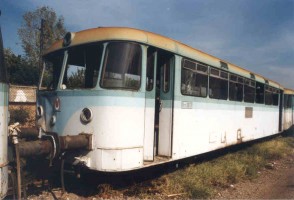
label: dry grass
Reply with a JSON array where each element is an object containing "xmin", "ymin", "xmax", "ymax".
[{"xmin": 118, "ymin": 132, "xmax": 294, "ymax": 199}]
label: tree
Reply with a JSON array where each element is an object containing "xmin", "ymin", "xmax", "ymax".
[
  {"xmin": 18, "ymin": 6, "xmax": 67, "ymax": 68},
  {"xmin": 4, "ymin": 48, "xmax": 39, "ymax": 85}
]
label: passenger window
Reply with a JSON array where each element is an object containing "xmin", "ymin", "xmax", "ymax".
[
  {"xmin": 209, "ymin": 68, "xmax": 228, "ymax": 100},
  {"xmin": 255, "ymin": 82, "xmax": 265, "ymax": 104},
  {"xmin": 284, "ymin": 94, "xmax": 292, "ymax": 108},
  {"xmin": 181, "ymin": 59, "xmax": 208, "ymax": 97},
  {"xmin": 146, "ymin": 48, "xmax": 155, "ymax": 91},
  {"xmin": 101, "ymin": 42, "xmax": 142, "ymax": 90},
  {"xmin": 272, "ymin": 88, "xmax": 279, "ymax": 106},
  {"xmin": 265, "ymin": 85, "xmax": 273, "ymax": 105},
  {"xmin": 62, "ymin": 44, "xmax": 103, "ymax": 89},
  {"xmin": 244, "ymin": 79, "xmax": 255, "ymax": 103},
  {"xmin": 229, "ymin": 74, "xmax": 243, "ymax": 102}
]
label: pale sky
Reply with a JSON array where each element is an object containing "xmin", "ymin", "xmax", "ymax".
[{"xmin": 1, "ymin": 0, "xmax": 293, "ymax": 89}]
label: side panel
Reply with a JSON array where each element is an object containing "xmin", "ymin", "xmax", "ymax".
[{"xmin": 172, "ymin": 99, "xmax": 280, "ymax": 160}]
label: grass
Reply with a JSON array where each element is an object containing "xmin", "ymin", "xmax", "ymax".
[{"xmin": 118, "ymin": 131, "xmax": 294, "ymax": 199}]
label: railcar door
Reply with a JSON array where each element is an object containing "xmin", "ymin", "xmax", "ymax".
[
  {"xmin": 143, "ymin": 49, "xmax": 174, "ymax": 161},
  {"xmin": 143, "ymin": 48, "xmax": 157, "ymax": 161},
  {"xmin": 157, "ymin": 51, "xmax": 174, "ymax": 157}
]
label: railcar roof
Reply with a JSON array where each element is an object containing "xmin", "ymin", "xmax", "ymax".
[
  {"xmin": 284, "ymin": 88, "xmax": 294, "ymax": 95},
  {"xmin": 45, "ymin": 27, "xmax": 283, "ymax": 89}
]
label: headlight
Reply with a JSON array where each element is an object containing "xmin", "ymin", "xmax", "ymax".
[{"xmin": 80, "ymin": 108, "xmax": 93, "ymax": 124}]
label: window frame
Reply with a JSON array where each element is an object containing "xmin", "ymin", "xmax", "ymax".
[
  {"xmin": 209, "ymin": 67, "xmax": 229, "ymax": 100},
  {"xmin": 229, "ymin": 73, "xmax": 244, "ymax": 102},
  {"xmin": 244, "ymin": 78, "xmax": 256, "ymax": 103},
  {"xmin": 59, "ymin": 43, "xmax": 104, "ymax": 90},
  {"xmin": 181, "ymin": 58, "xmax": 208, "ymax": 98},
  {"xmin": 100, "ymin": 41, "xmax": 143, "ymax": 91}
]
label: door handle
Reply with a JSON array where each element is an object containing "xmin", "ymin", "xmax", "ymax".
[{"xmin": 159, "ymin": 100, "xmax": 162, "ymax": 112}]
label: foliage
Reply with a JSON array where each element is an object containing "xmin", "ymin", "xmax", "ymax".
[
  {"xmin": 67, "ymin": 68, "xmax": 85, "ymax": 89},
  {"xmin": 9, "ymin": 107, "xmax": 30, "ymax": 124},
  {"xmin": 18, "ymin": 6, "xmax": 67, "ymax": 67},
  {"xmin": 116, "ymin": 135, "xmax": 294, "ymax": 199},
  {"xmin": 4, "ymin": 48, "xmax": 39, "ymax": 85}
]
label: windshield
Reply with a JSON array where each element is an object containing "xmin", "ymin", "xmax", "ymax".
[
  {"xmin": 100, "ymin": 42, "xmax": 142, "ymax": 90},
  {"xmin": 61, "ymin": 44, "xmax": 103, "ymax": 89},
  {"xmin": 40, "ymin": 51, "xmax": 64, "ymax": 90}
]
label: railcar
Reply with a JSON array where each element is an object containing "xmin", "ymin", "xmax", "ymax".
[
  {"xmin": 0, "ymin": 26, "xmax": 9, "ymax": 198},
  {"xmin": 36, "ymin": 27, "xmax": 293, "ymax": 172}
]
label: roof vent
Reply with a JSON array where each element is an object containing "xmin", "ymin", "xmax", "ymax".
[
  {"xmin": 220, "ymin": 61, "xmax": 228, "ymax": 70},
  {"xmin": 250, "ymin": 73, "xmax": 255, "ymax": 79}
]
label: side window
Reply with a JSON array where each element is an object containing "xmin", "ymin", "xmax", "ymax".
[
  {"xmin": 284, "ymin": 94, "xmax": 292, "ymax": 108},
  {"xmin": 287, "ymin": 94, "xmax": 292, "ymax": 108},
  {"xmin": 255, "ymin": 82, "xmax": 265, "ymax": 104},
  {"xmin": 209, "ymin": 68, "xmax": 228, "ymax": 100},
  {"xmin": 181, "ymin": 59, "xmax": 208, "ymax": 97},
  {"xmin": 284, "ymin": 94, "xmax": 288, "ymax": 108},
  {"xmin": 272, "ymin": 88, "xmax": 279, "ymax": 106},
  {"xmin": 146, "ymin": 48, "xmax": 155, "ymax": 91},
  {"xmin": 265, "ymin": 85, "xmax": 273, "ymax": 105},
  {"xmin": 229, "ymin": 74, "xmax": 243, "ymax": 102},
  {"xmin": 244, "ymin": 79, "xmax": 255, "ymax": 103}
]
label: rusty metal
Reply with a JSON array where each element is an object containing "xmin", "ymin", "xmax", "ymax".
[
  {"xmin": 19, "ymin": 127, "xmax": 39, "ymax": 138},
  {"xmin": 18, "ymin": 140, "xmax": 52, "ymax": 157},
  {"xmin": 15, "ymin": 143, "xmax": 22, "ymax": 200},
  {"xmin": 59, "ymin": 134, "xmax": 91, "ymax": 150},
  {"xmin": 17, "ymin": 133, "xmax": 91, "ymax": 157}
]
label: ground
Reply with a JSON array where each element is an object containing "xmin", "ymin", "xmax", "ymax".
[
  {"xmin": 25, "ymin": 151, "xmax": 294, "ymax": 199},
  {"xmin": 215, "ymin": 153, "xmax": 294, "ymax": 199}
]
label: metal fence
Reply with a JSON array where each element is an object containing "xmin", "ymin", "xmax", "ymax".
[{"xmin": 9, "ymin": 85, "xmax": 37, "ymax": 104}]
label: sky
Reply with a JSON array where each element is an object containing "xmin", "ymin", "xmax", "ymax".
[{"xmin": 1, "ymin": 0, "xmax": 293, "ymax": 89}]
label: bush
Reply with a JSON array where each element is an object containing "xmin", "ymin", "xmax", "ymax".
[{"xmin": 9, "ymin": 107, "xmax": 30, "ymax": 124}]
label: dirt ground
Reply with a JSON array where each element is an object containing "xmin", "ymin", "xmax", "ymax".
[
  {"xmin": 25, "ymin": 152, "xmax": 294, "ymax": 199},
  {"xmin": 215, "ymin": 153, "xmax": 294, "ymax": 199}
]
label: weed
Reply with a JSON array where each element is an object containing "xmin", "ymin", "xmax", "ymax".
[
  {"xmin": 9, "ymin": 107, "xmax": 29, "ymax": 124},
  {"xmin": 119, "ymin": 135, "xmax": 294, "ymax": 199}
]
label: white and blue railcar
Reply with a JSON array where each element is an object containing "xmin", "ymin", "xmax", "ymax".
[
  {"xmin": 0, "ymin": 26, "xmax": 9, "ymax": 198},
  {"xmin": 37, "ymin": 27, "xmax": 292, "ymax": 172}
]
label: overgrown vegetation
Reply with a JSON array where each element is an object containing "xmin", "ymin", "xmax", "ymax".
[
  {"xmin": 9, "ymin": 105, "xmax": 36, "ymax": 127},
  {"xmin": 9, "ymin": 107, "xmax": 30, "ymax": 124},
  {"xmin": 109, "ymin": 133, "xmax": 294, "ymax": 199}
]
